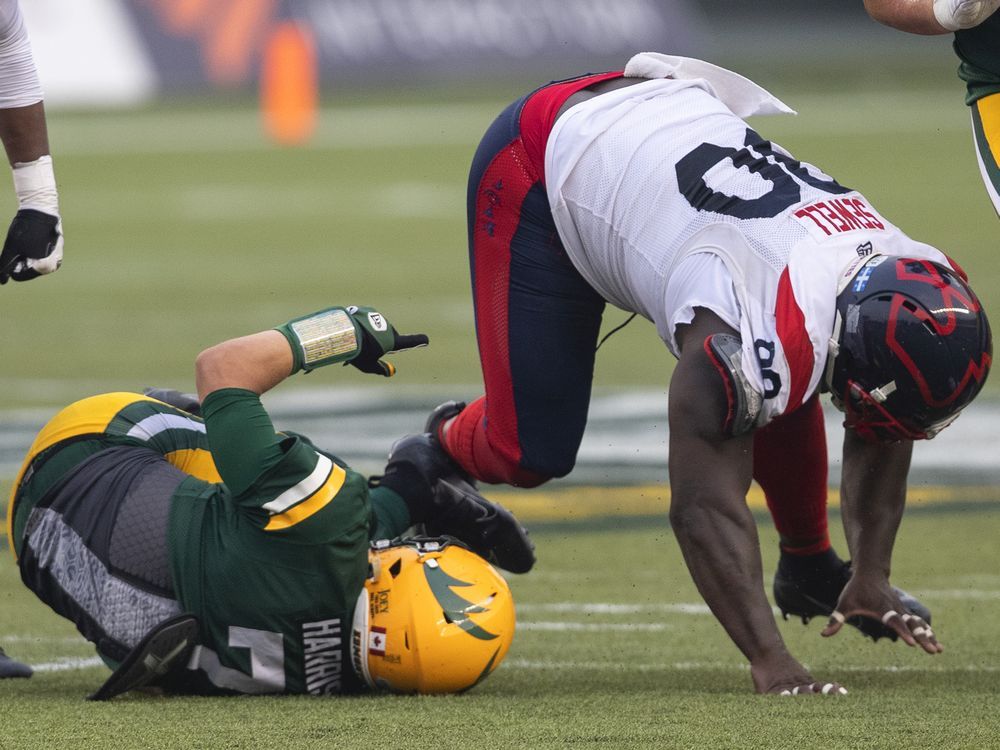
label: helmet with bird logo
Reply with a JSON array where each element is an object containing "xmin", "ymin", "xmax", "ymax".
[{"xmin": 350, "ymin": 537, "xmax": 515, "ymax": 693}]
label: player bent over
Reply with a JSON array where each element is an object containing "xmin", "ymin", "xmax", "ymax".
[
  {"xmin": 429, "ymin": 53, "xmax": 993, "ymax": 694},
  {"xmin": 6, "ymin": 305, "xmax": 532, "ymax": 697}
]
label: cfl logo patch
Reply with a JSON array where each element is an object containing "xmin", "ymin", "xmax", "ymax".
[
  {"xmin": 854, "ymin": 255, "xmax": 888, "ymax": 292},
  {"xmin": 853, "ymin": 266, "xmax": 874, "ymax": 292},
  {"xmin": 367, "ymin": 312, "xmax": 387, "ymax": 332}
]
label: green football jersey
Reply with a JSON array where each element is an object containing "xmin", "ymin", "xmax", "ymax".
[
  {"xmin": 10, "ymin": 390, "xmax": 411, "ymax": 696},
  {"xmin": 955, "ymin": 13, "xmax": 1000, "ymax": 103}
]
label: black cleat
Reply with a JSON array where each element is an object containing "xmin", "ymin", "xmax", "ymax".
[
  {"xmin": 89, "ymin": 615, "xmax": 199, "ymax": 701},
  {"xmin": 0, "ymin": 647, "xmax": 32, "ymax": 679},
  {"xmin": 423, "ymin": 474, "xmax": 535, "ymax": 574},
  {"xmin": 425, "ymin": 400, "xmax": 466, "ymax": 442},
  {"xmin": 773, "ymin": 548, "xmax": 931, "ymax": 641},
  {"xmin": 409, "ymin": 403, "xmax": 535, "ymax": 573},
  {"xmin": 424, "ymin": 400, "xmax": 478, "ymax": 486}
]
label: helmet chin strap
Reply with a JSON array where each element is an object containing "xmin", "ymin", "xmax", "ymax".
[
  {"xmin": 823, "ymin": 311, "xmax": 843, "ymax": 404},
  {"xmin": 826, "ymin": 311, "xmax": 921, "ymax": 439},
  {"xmin": 867, "ymin": 381, "xmax": 897, "ymax": 403}
]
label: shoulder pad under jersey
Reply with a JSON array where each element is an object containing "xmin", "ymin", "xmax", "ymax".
[{"xmin": 703, "ymin": 333, "xmax": 762, "ymax": 437}]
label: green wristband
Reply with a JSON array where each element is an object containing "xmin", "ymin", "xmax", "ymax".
[{"xmin": 275, "ymin": 307, "xmax": 360, "ymax": 373}]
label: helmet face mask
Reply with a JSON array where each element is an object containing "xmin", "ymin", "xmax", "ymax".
[
  {"xmin": 825, "ymin": 255, "xmax": 992, "ymax": 441},
  {"xmin": 350, "ymin": 537, "xmax": 515, "ymax": 694}
]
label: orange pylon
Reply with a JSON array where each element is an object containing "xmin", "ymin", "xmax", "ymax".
[{"xmin": 261, "ymin": 21, "xmax": 318, "ymax": 145}]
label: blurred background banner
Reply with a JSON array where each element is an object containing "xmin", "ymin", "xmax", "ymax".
[
  {"xmin": 19, "ymin": 0, "xmax": 157, "ymax": 106},
  {"xmin": 23, "ymin": 0, "xmax": 707, "ymax": 104}
]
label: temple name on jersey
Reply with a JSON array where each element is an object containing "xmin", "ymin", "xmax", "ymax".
[
  {"xmin": 301, "ymin": 618, "xmax": 344, "ymax": 695},
  {"xmin": 792, "ymin": 195, "xmax": 886, "ymax": 240}
]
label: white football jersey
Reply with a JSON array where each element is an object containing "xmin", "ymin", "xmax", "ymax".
[
  {"xmin": 0, "ymin": 0, "xmax": 43, "ymax": 108},
  {"xmin": 545, "ymin": 62, "xmax": 950, "ymax": 424}
]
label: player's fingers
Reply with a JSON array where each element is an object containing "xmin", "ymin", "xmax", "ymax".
[
  {"xmin": 881, "ymin": 610, "xmax": 919, "ymax": 648},
  {"xmin": 778, "ymin": 681, "xmax": 848, "ymax": 696},
  {"xmin": 902, "ymin": 614, "xmax": 943, "ymax": 654},
  {"xmin": 393, "ymin": 333, "xmax": 429, "ymax": 352},
  {"xmin": 820, "ymin": 610, "xmax": 846, "ymax": 638}
]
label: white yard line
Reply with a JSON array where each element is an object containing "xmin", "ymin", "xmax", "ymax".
[
  {"xmin": 29, "ymin": 656, "xmax": 104, "ymax": 673},
  {"xmin": 506, "ymin": 659, "xmax": 1000, "ymax": 674},
  {"xmin": 518, "ymin": 622, "xmax": 673, "ymax": 632},
  {"xmin": 518, "ymin": 602, "xmax": 711, "ymax": 615},
  {"xmin": 506, "ymin": 659, "xmax": 738, "ymax": 672},
  {"xmin": 18, "ymin": 654, "xmax": 1000, "ymax": 676}
]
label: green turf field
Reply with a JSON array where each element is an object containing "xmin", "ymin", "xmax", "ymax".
[
  {"xmin": 3, "ymin": 501, "xmax": 1000, "ymax": 749},
  {"xmin": 2, "ymin": 57, "xmax": 1000, "ymax": 748}
]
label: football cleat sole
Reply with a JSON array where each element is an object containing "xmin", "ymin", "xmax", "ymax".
[
  {"xmin": 88, "ymin": 615, "xmax": 199, "ymax": 701},
  {"xmin": 423, "ymin": 476, "xmax": 536, "ymax": 574},
  {"xmin": 774, "ymin": 572, "xmax": 931, "ymax": 642}
]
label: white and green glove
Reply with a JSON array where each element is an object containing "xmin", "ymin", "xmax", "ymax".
[{"xmin": 275, "ymin": 305, "xmax": 428, "ymax": 377}]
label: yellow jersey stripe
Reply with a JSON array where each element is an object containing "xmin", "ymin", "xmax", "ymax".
[
  {"xmin": 163, "ymin": 448, "xmax": 223, "ymax": 483},
  {"xmin": 978, "ymin": 93, "xmax": 1000, "ymax": 166},
  {"xmin": 264, "ymin": 462, "xmax": 347, "ymax": 531},
  {"xmin": 262, "ymin": 454, "xmax": 334, "ymax": 514}
]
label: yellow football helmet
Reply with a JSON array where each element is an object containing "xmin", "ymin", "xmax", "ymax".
[{"xmin": 350, "ymin": 538, "xmax": 515, "ymax": 694}]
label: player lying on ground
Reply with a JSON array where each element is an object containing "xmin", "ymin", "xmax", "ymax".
[
  {"xmin": 5, "ymin": 305, "xmax": 533, "ymax": 697},
  {"xmin": 864, "ymin": 0, "xmax": 1000, "ymax": 216},
  {"xmin": 427, "ymin": 53, "xmax": 993, "ymax": 694}
]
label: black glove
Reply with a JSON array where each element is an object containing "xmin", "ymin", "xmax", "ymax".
[
  {"xmin": 377, "ymin": 434, "xmax": 455, "ymax": 522},
  {"xmin": 0, "ymin": 209, "xmax": 63, "ymax": 284},
  {"xmin": 345, "ymin": 306, "xmax": 428, "ymax": 377}
]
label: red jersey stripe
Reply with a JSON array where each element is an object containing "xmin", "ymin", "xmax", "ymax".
[{"xmin": 774, "ymin": 268, "xmax": 813, "ymax": 413}]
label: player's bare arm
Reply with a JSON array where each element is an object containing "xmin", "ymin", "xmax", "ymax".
[
  {"xmin": 865, "ymin": 0, "xmax": 1000, "ymax": 32},
  {"xmin": 196, "ymin": 305, "xmax": 429, "ymax": 400},
  {"xmin": 669, "ymin": 309, "xmax": 844, "ymax": 695},
  {"xmin": 196, "ymin": 330, "xmax": 295, "ymax": 399},
  {"xmin": 821, "ymin": 430, "xmax": 942, "ymax": 653},
  {"xmin": 0, "ymin": 0, "xmax": 63, "ymax": 284},
  {"xmin": 0, "ymin": 101, "xmax": 49, "ymax": 165}
]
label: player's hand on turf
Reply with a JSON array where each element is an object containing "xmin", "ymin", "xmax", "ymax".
[
  {"xmin": 0, "ymin": 209, "xmax": 63, "ymax": 284},
  {"xmin": 346, "ymin": 305, "xmax": 428, "ymax": 377},
  {"xmin": 933, "ymin": 0, "xmax": 1000, "ymax": 30},
  {"xmin": 821, "ymin": 573, "xmax": 942, "ymax": 654},
  {"xmin": 750, "ymin": 651, "xmax": 847, "ymax": 696}
]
